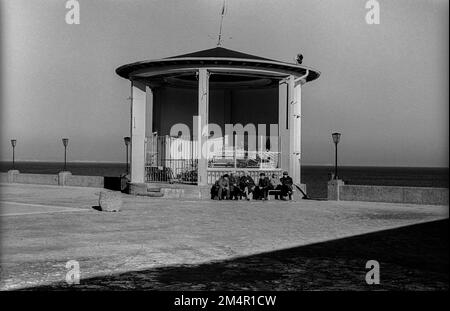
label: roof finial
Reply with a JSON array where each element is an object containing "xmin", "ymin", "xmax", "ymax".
[{"xmin": 217, "ymin": 0, "xmax": 226, "ymax": 46}]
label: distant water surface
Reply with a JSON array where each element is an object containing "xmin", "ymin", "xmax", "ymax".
[{"xmin": 1, "ymin": 162, "xmax": 448, "ymax": 199}]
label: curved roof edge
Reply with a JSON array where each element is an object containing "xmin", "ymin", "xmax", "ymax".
[{"xmin": 116, "ymin": 47, "xmax": 321, "ymax": 83}]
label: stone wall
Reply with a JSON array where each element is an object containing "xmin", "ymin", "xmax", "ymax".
[
  {"xmin": 15, "ymin": 173, "xmax": 59, "ymax": 185},
  {"xmin": 66, "ymin": 175, "xmax": 104, "ymax": 187},
  {"xmin": 0, "ymin": 171, "xmax": 104, "ymax": 188},
  {"xmin": 328, "ymin": 180, "xmax": 448, "ymax": 205}
]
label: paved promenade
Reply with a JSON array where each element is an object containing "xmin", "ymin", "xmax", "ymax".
[{"xmin": 0, "ymin": 183, "xmax": 448, "ymax": 290}]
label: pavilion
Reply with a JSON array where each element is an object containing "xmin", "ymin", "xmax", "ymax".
[{"xmin": 116, "ymin": 47, "xmax": 320, "ymax": 195}]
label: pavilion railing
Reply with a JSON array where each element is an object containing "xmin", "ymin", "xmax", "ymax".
[
  {"xmin": 145, "ymin": 135, "xmax": 281, "ymax": 184},
  {"xmin": 145, "ymin": 136, "xmax": 197, "ymax": 184},
  {"xmin": 207, "ymin": 134, "xmax": 281, "ymax": 170}
]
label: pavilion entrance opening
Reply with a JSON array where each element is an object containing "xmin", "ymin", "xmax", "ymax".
[{"xmin": 144, "ymin": 72, "xmax": 284, "ymax": 184}]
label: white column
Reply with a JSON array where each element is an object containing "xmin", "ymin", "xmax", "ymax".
[
  {"xmin": 287, "ymin": 75, "xmax": 297, "ymax": 182},
  {"xmin": 278, "ymin": 79, "xmax": 289, "ymax": 171},
  {"xmin": 292, "ymin": 81, "xmax": 302, "ymax": 185},
  {"xmin": 145, "ymin": 86, "xmax": 153, "ymax": 137},
  {"xmin": 130, "ymin": 80, "xmax": 147, "ymax": 183},
  {"xmin": 197, "ymin": 69, "xmax": 209, "ymax": 186}
]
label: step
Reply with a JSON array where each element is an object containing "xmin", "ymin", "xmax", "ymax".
[
  {"xmin": 147, "ymin": 187, "xmax": 162, "ymax": 193},
  {"xmin": 136, "ymin": 191, "xmax": 164, "ymax": 198}
]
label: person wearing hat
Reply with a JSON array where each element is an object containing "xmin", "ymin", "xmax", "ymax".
[
  {"xmin": 210, "ymin": 179, "xmax": 220, "ymax": 200},
  {"xmin": 269, "ymin": 173, "xmax": 282, "ymax": 199},
  {"xmin": 217, "ymin": 174, "xmax": 230, "ymax": 200},
  {"xmin": 239, "ymin": 171, "xmax": 256, "ymax": 200},
  {"xmin": 279, "ymin": 171, "xmax": 293, "ymax": 200},
  {"xmin": 255, "ymin": 172, "xmax": 271, "ymax": 200},
  {"xmin": 228, "ymin": 172, "xmax": 240, "ymax": 200}
]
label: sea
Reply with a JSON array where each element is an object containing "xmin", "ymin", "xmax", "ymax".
[{"xmin": 0, "ymin": 162, "xmax": 448, "ymax": 199}]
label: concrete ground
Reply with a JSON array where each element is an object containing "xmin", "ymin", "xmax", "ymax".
[{"xmin": 0, "ymin": 183, "xmax": 448, "ymax": 290}]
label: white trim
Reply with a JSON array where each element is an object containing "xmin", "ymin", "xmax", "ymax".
[
  {"xmin": 131, "ymin": 66, "xmax": 293, "ymax": 80},
  {"xmin": 295, "ymin": 69, "xmax": 309, "ymax": 85},
  {"xmin": 119, "ymin": 56, "xmax": 319, "ymax": 74}
]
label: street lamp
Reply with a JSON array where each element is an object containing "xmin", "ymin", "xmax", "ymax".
[
  {"xmin": 11, "ymin": 139, "xmax": 17, "ymax": 170},
  {"xmin": 62, "ymin": 138, "xmax": 69, "ymax": 171},
  {"xmin": 332, "ymin": 132, "xmax": 341, "ymax": 179},
  {"xmin": 124, "ymin": 137, "xmax": 131, "ymax": 175}
]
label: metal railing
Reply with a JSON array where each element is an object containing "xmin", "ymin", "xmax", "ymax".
[
  {"xmin": 145, "ymin": 159, "xmax": 197, "ymax": 184},
  {"xmin": 208, "ymin": 150, "xmax": 280, "ymax": 169},
  {"xmin": 145, "ymin": 136, "xmax": 197, "ymax": 184},
  {"xmin": 145, "ymin": 135, "xmax": 281, "ymax": 184}
]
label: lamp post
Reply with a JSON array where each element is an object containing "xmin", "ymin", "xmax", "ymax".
[
  {"xmin": 331, "ymin": 132, "xmax": 341, "ymax": 179},
  {"xmin": 62, "ymin": 138, "xmax": 69, "ymax": 171},
  {"xmin": 124, "ymin": 137, "xmax": 131, "ymax": 175},
  {"xmin": 11, "ymin": 139, "xmax": 17, "ymax": 170}
]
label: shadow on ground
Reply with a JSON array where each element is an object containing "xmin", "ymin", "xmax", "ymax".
[{"xmin": 24, "ymin": 219, "xmax": 448, "ymax": 290}]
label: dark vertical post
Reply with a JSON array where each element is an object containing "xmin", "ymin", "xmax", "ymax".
[
  {"xmin": 331, "ymin": 132, "xmax": 341, "ymax": 180},
  {"xmin": 126, "ymin": 144, "xmax": 129, "ymax": 174},
  {"xmin": 334, "ymin": 143, "xmax": 338, "ymax": 179},
  {"xmin": 11, "ymin": 139, "xmax": 17, "ymax": 170},
  {"xmin": 62, "ymin": 138, "xmax": 69, "ymax": 171},
  {"xmin": 64, "ymin": 146, "xmax": 67, "ymax": 171},
  {"xmin": 124, "ymin": 137, "xmax": 131, "ymax": 175},
  {"xmin": 12, "ymin": 145, "xmax": 15, "ymax": 170}
]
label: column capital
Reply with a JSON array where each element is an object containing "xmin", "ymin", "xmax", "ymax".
[
  {"xmin": 196, "ymin": 69, "xmax": 211, "ymax": 79},
  {"xmin": 295, "ymin": 78, "xmax": 306, "ymax": 86}
]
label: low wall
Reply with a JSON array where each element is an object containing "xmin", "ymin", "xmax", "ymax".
[
  {"xmin": 0, "ymin": 171, "xmax": 104, "ymax": 188},
  {"xmin": 328, "ymin": 180, "xmax": 449, "ymax": 205},
  {"xmin": 66, "ymin": 175, "xmax": 104, "ymax": 187},
  {"xmin": 16, "ymin": 173, "xmax": 59, "ymax": 185}
]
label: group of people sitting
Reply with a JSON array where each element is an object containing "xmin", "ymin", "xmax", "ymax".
[{"xmin": 210, "ymin": 171, "xmax": 294, "ymax": 201}]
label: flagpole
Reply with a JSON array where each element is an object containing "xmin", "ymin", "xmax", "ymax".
[{"xmin": 217, "ymin": 0, "xmax": 226, "ymax": 46}]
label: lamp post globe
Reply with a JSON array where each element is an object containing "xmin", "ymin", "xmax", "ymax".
[
  {"xmin": 124, "ymin": 137, "xmax": 131, "ymax": 175},
  {"xmin": 331, "ymin": 132, "xmax": 341, "ymax": 179},
  {"xmin": 11, "ymin": 139, "xmax": 17, "ymax": 170},
  {"xmin": 62, "ymin": 138, "xmax": 69, "ymax": 171}
]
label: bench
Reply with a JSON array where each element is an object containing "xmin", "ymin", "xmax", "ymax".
[{"xmin": 267, "ymin": 189, "xmax": 293, "ymax": 200}]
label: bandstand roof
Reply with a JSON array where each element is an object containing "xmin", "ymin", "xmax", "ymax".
[{"xmin": 115, "ymin": 47, "xmax": 320, "ymax": 83}]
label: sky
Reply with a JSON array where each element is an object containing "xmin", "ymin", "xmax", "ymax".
[{"xmin": 0, "ymin": 0, "xmax": 448, "ymax": 167}]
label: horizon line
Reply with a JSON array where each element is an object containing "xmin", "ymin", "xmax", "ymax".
[{"xmin": 0, "ymin": 159, "xmax": 448, "ymax": 169}]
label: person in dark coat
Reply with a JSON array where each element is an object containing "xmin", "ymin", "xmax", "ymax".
[
  {"xmin": 217, "ymin": 174, "xmax": 230, "ymax": 200},
  {"xmin": 255, "ymin": 172, "xmax": 271, "ymax": 200},
  {"xmin": 228, "ymin": 172, "xmax": 240, "ymax": 200},
  {"xmin": 279, "ymin": 171, "xmax": 293, "ymax": 200},
  {"xmin": 239, "ymin": 172, "xmax": 256, "ymax": 200},
  {"xmin": 210, "ymin": 180, "xmax": 220, "ymax": 200}
]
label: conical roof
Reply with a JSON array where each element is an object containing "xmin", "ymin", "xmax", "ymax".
[
  {"xmin": 116, "ymin": 47, "xmax": 320, "ymax": 82},
  {"xmin": 166, "ymin": 47, "xmax": 271, "ymax": 61}
]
